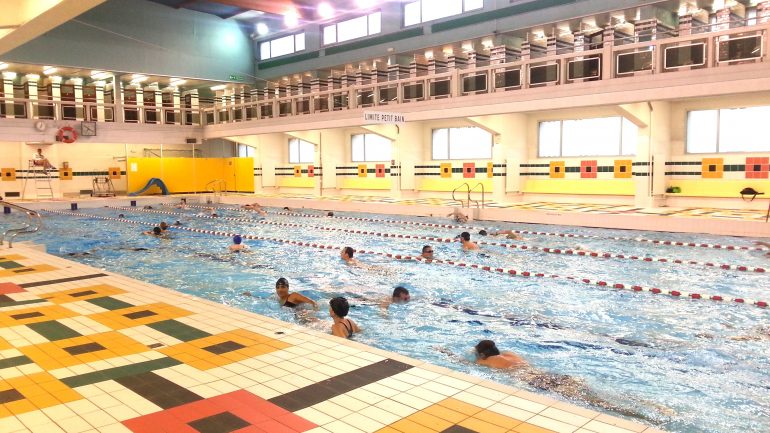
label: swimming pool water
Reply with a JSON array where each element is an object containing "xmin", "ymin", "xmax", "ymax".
[{"xmin": 2, "ymin": 204, "xmax": 769, "ymax": 433}]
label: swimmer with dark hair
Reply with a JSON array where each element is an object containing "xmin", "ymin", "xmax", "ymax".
[
  {"xmin": 275, "ymin": 277, "xmax": 317, "ymax": 309},
  {"xmin": 118, "ymin": 213, "xmax": 125, "ymax": 218},
  {"xmin": 340, "ymin": 246, "xmax": 358, "ymax": 264},
  {"xmin": 458, "ymin": 232, "xmax": 479, "ymax": 250},
  {"xmin": 421, "ymin": 245, "xmax": 434, "ymax": 260},
  {"xmin": 438, "ymin": 340, "xmax": 669, "ymax": 421},
  {"xmin": 229, "ymin": 234, "xmax": 247, "ymax": 252},
  {"xmin": 329, "ymin": 297, "xmax": 360, "ymax": 338},
  {"xmin": 159, "ymin": 221, "xmax": 169, "ymax": 232},
  {"xmin": 392, "ymin": 286, "xmax": 410, "ymax": 303},
  {"xmin": 327, "ymin": 211, "xmax": 334, "ymax": 217},
  {"xmin": 448, "ymin": 208, "xmax": 468, "ymax": 223},
  {"xmin": 143, "ymin": 227, "xmax": 163, "ymax": 236},
  {"xmin": 143, "ymin": 205, "xmax": 153, "ymax": 210},
  {"xmin": 173, "ymin": 220, "xmax": 183, "ymax": 226}
]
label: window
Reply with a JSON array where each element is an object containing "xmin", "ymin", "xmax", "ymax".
[
  {"xmin": 289, "ymin": 138, "xmax": 315, "ymax": 163},
  {"xmin": 403, "ymin": 0, "xmax": 483, "ymax": 26},
  {"xmin": 538, "ymin": 117, "xmax": 637, "ymax": 157},
  {"xmin": 687, "ymin": 106, "xmax": 770, "ymax": 153},
  {"xmin": 432, "ymin": 127, "xmax": 492, "ymax": 160},
  {"xmin": 237, "ymin": 143, "xmax": 255, "ymax": 157},
  {"xmin": 323, "ymin": 12, "xmax": 381, "ymax": 45},
  {"xmin": 260, "ymin": 33, "xmax": 305, "ymax": 60},
  {"xmin": 352, "ymin": 134, "xmax": 392, "ymax": 162}
]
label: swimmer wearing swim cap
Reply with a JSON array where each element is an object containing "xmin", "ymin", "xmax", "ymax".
[{"xmin": 229, "ymin": 234, "xmax": 247, "ymax": 252}]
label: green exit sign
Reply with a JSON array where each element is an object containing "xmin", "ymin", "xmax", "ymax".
[{"xmin": 228, "ymin": 74, "xmax": 244, "ymax": 81}]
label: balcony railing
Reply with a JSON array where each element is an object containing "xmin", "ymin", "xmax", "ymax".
[{"xmin": 0, "ymin": 20, "xmax": 767, "ymax": 127}]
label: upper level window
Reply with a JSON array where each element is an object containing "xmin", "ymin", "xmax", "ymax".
[
  {"xmin": 237, "ymin": 143, "xmax": 255, "ymax": 158},
  {"xmin": 404, "ymin": 0, "xmax": 483, "ymax": 26},
  {"xmin": 323, "ymin": 12, "xmax": 381, "ymax": 45},
  {"xmin": 687, "ymin": 106, "xmax": 770, "ymax": 153},
  {"xmin": 538, "ymin": 117, "xmax": 637, "ymax": 157},
  {"xmin": 289, "ymin": 138, "xmax": 314, "ymax": 163},
  {"xmin": 260, "ymin": 33, "xmax": 305, "ymax": 60},
  {"xmin": 352, "ymin": 134, "xmax": 392, "ymax": 162},
  {"xmin": 432, "ymin": 127, "xmax": 492, "ymax": 160}
]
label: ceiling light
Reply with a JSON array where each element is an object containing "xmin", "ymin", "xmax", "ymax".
[
  {"xmin": 256, "ymin": 22, "xmax": 269, "ymax": 36},
  {"xmin": 284, "ymin": 8, "xmax": 299, "ymax": 27},
  {"xmin": 43, "ymin": 66, "xmax": 57, "ymax": 75},
  {"xmin": 210, "ymin": 84, "xmax": 227, "ymax": 91},
  {"xmin": 131, "ymin": 74, "xmax": 148, "ymax": 83},
  {"xmin": 318, "ymin": 2, "xmax": 334, "ymax": 19},
  {"xmin": 2, "ymin": 71, "xmax": 17, "ymax": 80},
  {"xmin": 169, "ymin": 78, "xmax": 186, "ymax": 86},
  {"xmin": 91, "ymin": 70, "xmax": 111, "ymax": 80},
  {"xmin": 0, "ymin": 62, "xmax": 7, "ymax": 71}
]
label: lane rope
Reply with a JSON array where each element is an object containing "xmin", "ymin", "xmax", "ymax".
[
  {"xmin": 114, "ymin": 206, "xmax": 768, "ymax": 274},
  {"xmin": 161, "ymin": 202, "xmax": 770, "ymax": 253},
  {"xmin": 44, "ymin": 208, "xmax": 769, "ymax": 311}
]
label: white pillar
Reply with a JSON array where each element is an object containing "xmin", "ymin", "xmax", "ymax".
[
  {"xmin": 23, "ymin": 74, "xmax": 40, "ymax": 119},
  {"xmin": 2, "ymin": 71, "xmax": 17, "ymax": 118},
  {"xmin": 66, "ymin": 78, "xmax": 84, "ymax": 120}
]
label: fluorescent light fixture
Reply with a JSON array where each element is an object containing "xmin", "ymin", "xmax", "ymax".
[
  {"xmin": 169, "ymin": 78, "xmax": 186, "ymax": 86},
  {"xmin": 91, "ymin": 70, "xmax": 111, "ymax": 80},
  {"xmin": 256, "ymin": 22, "xmax": 269, "ymax": 36},
  {"xmin": 2, "ymin": 71, "xmax": 17, "ymax": 80},
  {"xmin": 130, "ymin": 74, "xmax": 148, "ymax": 83},
  {"xmin": 43, "ymin": 66, "xmax": 57, "ymax": 75},
  {"xmin": 25, "ymin": 74, "xmax": 40, "ymax": 80},
  {"xmin": 0, "ymin": 62, "xmax": 8, "ymax": 71},
  {"xmin": 284, "ymin": 8, "xmax": 299, "ymax": 27},
  {"xmin": 318, "ymin": 2, "xmax": 334, "ymax": 19},
  {"xmin": 210, "ymin": 84, "xmax": 227, "ymax": 91}
]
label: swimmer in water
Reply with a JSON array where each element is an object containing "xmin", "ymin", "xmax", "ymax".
[
  {"xmin": 143, "ymin": 227, "xmax": 163, "ymax": 237},
  {"xmin": 229, "ymin": 234, "xmax": 247, "ymax": 252},
  {"xmin": 420, "ymin": 245, "xmax": 434, "ymax": 261},
  {"xmin": 478, "ymin": 229, "xmax": 524, "ymax": 241},
  {"xmin": 448, "ymin": 208, "xmax": 468, "ymax": 223},
  {"xmin": 446, "ymin": 340, "xmax": 669, "ymax": 421},
  {"xmin": 380, "ymin": 286, "xmax": 411, "ymax": 311},
  {"xmin": 458, "ymin": 232, "xmax": 479, "ymax": 251},
  {"xmin": 275, "ymin": 277, "xmax": 317, "ymax": 309},
  {"xmin": 340, "ymin": 246, "xmax": 360, "ymax": 265},
  {"xmin": 754, "ymin": 241, "xmax": 770, "ymax": 257},
  {"xmin": 329, "ymin": 297, "xmax": 360, "ymax": 338},
  {"xmin": 159, "ymin": 221, "xmax": 169, "ymax": 232}
]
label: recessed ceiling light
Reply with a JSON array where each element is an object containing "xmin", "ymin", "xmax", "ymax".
[
  {"xmin": 284, "ymin": 8, "xmax": 299, "ymax": 27},
  {"xmin": 318, "ymin": 2, "xmax": 334, "ymax": 19},
  {"xmin": 210, "ymin": 84, "xmax": 227, "ymax": 91},
  {"xmin": 43, "ymin": 66, "xmax": 57, "ymax": 75},
  {"xmin": 256, "ymin": 22, "xmax": 269, "ymax": 35},
  {"xmin": 0, "ymin": 62, "xmax": 8, "ymax": 71}
]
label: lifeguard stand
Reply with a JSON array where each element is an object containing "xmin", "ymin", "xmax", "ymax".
[
  {"xmin": 92, "ymin": 176, "xmax": 116, "ymax": 197},
  {"xmin": 22, "ymin": 160, "xmax": 54, "ymax": 199}
]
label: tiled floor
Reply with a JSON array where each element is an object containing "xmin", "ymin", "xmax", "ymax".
[{"xmin": 0, "ymin": 246, "xmax": 667, "ymax": 433}]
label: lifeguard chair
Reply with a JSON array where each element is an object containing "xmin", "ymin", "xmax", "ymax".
[
  {"xmin": 92, "ymin": 176, "xmax": 116, "ymax": 197},
  {"xmin": 22, "ymin": 160, "xmax": 54, "ymax": 199}
]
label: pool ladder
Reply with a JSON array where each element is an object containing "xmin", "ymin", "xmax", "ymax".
[
  {"xmin": 0, "ymin": 198, "xmax": 43, "ymax": 248},
  {"xmin": 452, "ymin": 182, "xmax": 485, "ymax": 209}
]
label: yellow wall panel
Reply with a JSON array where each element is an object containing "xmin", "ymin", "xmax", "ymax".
[
  {"xmin": 127, "ymin": 157, "xmax": 254, "ymax": 194},
  {"xmin": 524, "ymin": 179, "xmax": 635, "ymax": 195},
  {"xmin": 339, "ymin": 177, "xmax": 392, "ymax": 190},
  {"xmin": 127, "ymin": 158, "xmax": 161, "ymax": 193},
  {"xmin": 418, "ymin": 178, "xmax": 493, "ymax": 192},
  {"xmin": 667, "ymin": 179, "xmax": 770, "ymax": 197},
  {"xmin": 277, "ymin": 176, "xmax": 315, "ymax": 188},
  {"xmin": 2, "ymin": 168, "xmax": 16, "ymax": 181}
]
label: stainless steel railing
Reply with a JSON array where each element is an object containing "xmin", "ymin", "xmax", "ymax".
[{"xmin": 0, "ymin": 198, "xmax": 43, "ymax": 248}]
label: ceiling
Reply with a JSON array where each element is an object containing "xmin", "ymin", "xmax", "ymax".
[{"xmin": 147, "ymin": 0, "xmax": 326, "ymax": 21}]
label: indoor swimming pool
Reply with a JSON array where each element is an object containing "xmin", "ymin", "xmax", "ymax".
[{"xmin": 3, "ymin": 203, "xmax": 769, "ymax": 433}]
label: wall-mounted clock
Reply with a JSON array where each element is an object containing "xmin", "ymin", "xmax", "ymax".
[{"xmin": 81, "ymin": 121, "xmax": 97, "ymax": 136}]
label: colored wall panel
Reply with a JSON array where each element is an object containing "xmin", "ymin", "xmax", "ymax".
[
  {"xmin": 339, "ymin": 177, "xmax": 391, "ymax": 190},
  {"xmin": 276, "ymin": 176, "xmax": 315, "ymax": 188},
  {"xmin": 463, "ymin": 162, "xmax": 476, "ymax": 178},
  {"xmin": 294, "ymin": 165, "xmax": 302, "ymax": 177},
  {"xmin": 701, "ymin": 158, "xmax": 724, "ymax": 179},
  {"xmin": 2, "ymin": 168, "xmax": 16, "ymax": 181},
  {"xmin": 745, "ymin": 157, "xmax": 769, "ymax": 179},
  {"xmin": 376, "ymin": 164, "xmax": 385, "ymax": 178},
  {"xmin": 524, "ymin": 179, "xmax": 635, "ymax": 195},
  {"xmin": 308, "ymin": 165, "xmax": 315, "ymax": 177},
  {"xmin": 127, "ymin": 157, "xmax": 254, "ymax": 194},
  {"xmin": 549, "ymin": 161, "xmax": 565, "ymax": 178},
  {"xmin": 440, "ymin": 163, "xmax": 452, "ymax": 178},
  {"xmin": 59, "ymin": 168, "xmax": 72, "ymax": 181},
  {"xmin": 487, "ymin": 162, "xmax": 494, "ymax": 178},
  {"xmin": 580, "ymin": 160, "xmax": 597, "ymax": 179},
  {"xmin": 358, "ymin": 164, "xmax": 368, "ymax": 177},
  {"xmin": 614, "ymin": 160, "xmax": 632, "ymax": 178},
  {"xmin": 418, "ymin": 178, "xmax": 493, "ymax": 192},
  {"xmin": 666, "ymin": 179, "xmax": 770, "ymax": 197},
  {"xmin": 108, "ymin": 167, "xmax": 121, "ymax": 180}
]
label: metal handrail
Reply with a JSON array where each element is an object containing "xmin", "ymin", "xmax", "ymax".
[
  {"xmin": 0, "ymin": 198, "xmax": 43, "ymax": 248},
  {"xmin": 451, "ymin": 183, "xmax": 469, "ymax": 208},
  {"xmin": 470, "ymin": 182, "xmax": 485, "ymax": 209},
  {"xmin": 205, "ymin": 179, "xmax": 226, "ymax": 195}
]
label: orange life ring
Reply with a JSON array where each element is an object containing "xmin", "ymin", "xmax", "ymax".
[{"xmin": 57, "ymin": 126, "xmax": 78, "ymax": 143}]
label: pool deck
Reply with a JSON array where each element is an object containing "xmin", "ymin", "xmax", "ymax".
[{"xmin": 0, "ymin": 244, "xmax": 668, "ymax": 433}]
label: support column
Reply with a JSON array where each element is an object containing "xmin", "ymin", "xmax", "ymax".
[
  {"xmin": 2, "ymin": 72, "xmax": 17, "ymax": 118},
  {"xmin": 66, "ymin": 78, "xmax": 84, "ymax": 120},
  {"xmin": 23, "ymin": 74, "xmax": 40, "ymax": 119},
  {"xmin": 92, "ymin": 80, "xmax": 105, "ymax": 121}
]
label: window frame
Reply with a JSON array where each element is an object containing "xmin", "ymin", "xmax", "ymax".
[
  {"xmin": 259, "ymin": 32, "xmax": 306, "ymax": 60},
  {"xmin": 431, "ymin": 127, "xmax": 493, "ymax": 160},
  {"xmin": 403, "ymin": 0, "xmax": 484, "ymax": 26},
  {"xmin": 322, "ymin": 11, "xmax": 382, "ymax": 46},
  {"xmin": 351, "ymin": 133, "xmax": 392, "ymax": 162},
  {"xmin": 537, "ymin": 117, "xmax": 637, "ymax": 157},
  {"xmin": 288, "ymin": 138, "xmax": 315, "ymax": 164},
  {"xmin": 686, "ymin": 106, "xmax": 770, "ymax": 154}
]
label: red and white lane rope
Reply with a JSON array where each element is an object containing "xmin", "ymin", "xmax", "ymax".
[
  {"xmin": 45, "ymin": 209, "xmax": 769, "ymax": 310},
  {"xmin": 114, "ymin": 206, "xmax": 768, "ymax": 273},
  {"xmin": 161, "ymin": 202, "xmax": 769, "ymax": 253}
]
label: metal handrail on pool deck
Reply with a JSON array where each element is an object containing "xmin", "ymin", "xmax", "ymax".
[{"xmin": 0, "ymin": 197, "xmax": 43, "ymax": 248}]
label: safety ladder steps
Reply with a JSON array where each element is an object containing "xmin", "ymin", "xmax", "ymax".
[{"xmin": 23, "ymin": 163, "xmax": 55, "ymax": 199}]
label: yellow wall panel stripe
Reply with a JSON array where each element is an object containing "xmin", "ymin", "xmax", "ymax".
[{"xmin": 524, "ymin": 179, "xmax": 635, "ymax": 195}]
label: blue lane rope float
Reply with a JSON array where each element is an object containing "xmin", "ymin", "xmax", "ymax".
[{"xmin": 43, "ymin": 208, "xmax": 769, "ymax": 310}]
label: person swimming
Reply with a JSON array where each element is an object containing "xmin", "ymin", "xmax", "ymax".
[
  {"xmin": 329, "ymin": 297, "xmax": 360, "ymax": 338},
  {"xmin": 229, "ymin": 234, "xmax": 247, "ymax": 252},
  {"xmin": 458, "ymin": 232, "xmax": 479, "ymax": 250},
  {"xmin": 143, "ymin": 226, "xmax": 163, "ymax": 236},
  {"xmin": 275, "ymin": 277, "xmax": 317, "ymax": 309}
]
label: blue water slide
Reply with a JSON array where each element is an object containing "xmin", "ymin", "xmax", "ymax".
[{"xmin": 128, "ymin": 178, "xmax": 169, "ymax": 196}]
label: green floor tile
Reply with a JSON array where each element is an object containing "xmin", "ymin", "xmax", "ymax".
[
  {"xmin": 60, "ymin": 357, "xmax": 181, "ymax": 388},
  {"xmin": 87, "ymin": 296, "xmax": 134, "ymax": 310},
  {"xmin": 0, "ymin": 355, "xmax": 33, "ymax": 369},
  {"xmin": 0, "ymin": 299, "xmax": 46, "ymax": 308},
  {"xmin": 0, "ymin": 261, "xmax": 24, "ymax": 269},
  {"xmin": 147, "ymin": 319, "xmax": 211, "ymax": 342},
  {"xmin": 27, "ymin": 320, "xmax": 82, "ymax": 341}
]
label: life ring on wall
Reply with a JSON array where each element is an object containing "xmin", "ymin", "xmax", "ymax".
[{"xmin": 57, "ymin": 126, "xmax": 78, "ymax": 143}]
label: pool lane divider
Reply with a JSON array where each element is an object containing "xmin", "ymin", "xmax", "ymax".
[
  {"xmin": 165, "ymin": 203, "xmax": 770, "ymax": 253},
  {"xmin": 116, "ymin": 206, "xmax": 767, "ymax": 274},
  {"xmin": 45, "ymin": 208, "xmax": 769, "ymax": 311}
]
